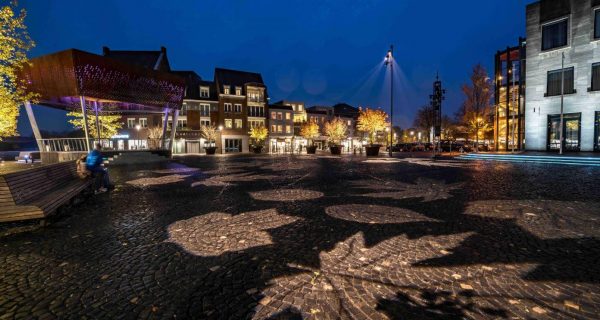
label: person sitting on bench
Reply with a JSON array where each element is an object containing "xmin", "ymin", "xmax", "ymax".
[{"xmin": 86, "ymin": 143, "xmax": 110, "ymax": 194}]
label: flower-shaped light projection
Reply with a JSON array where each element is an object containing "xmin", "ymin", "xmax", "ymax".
[
  {"xmin": 325, "ymin": 204, "xmax": 438, "ymax": 224},
  {"xmin": 126, "ymin": 174, "xmax": 190, "ymax": 187},
  {"xmin": 464, "ymin": 199, "xmax": 600, "ymax": 239},
  {"xmin": 249, "ymin": 189, "xmax": 324, "ymax": 202},
  {"xmin": 167, "ymin": 209, "xmax": 301, "ymax": 257},
  {"xmin": 191, "ymin": 172, "xmax": 280, "ymax": 187},
  {"xmin": 252, "ymin": 232, "xmax": 483, "ymax": 319},
  {"xmin": 353, "ymin": 177, "xmax": 463, "ymax": 202}
]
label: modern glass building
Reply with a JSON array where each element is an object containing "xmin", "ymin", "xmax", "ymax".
[
  {"xmin": 525, "ymin": 0, "xmax": 600, "ymax": 152},
  {"xmin": 494, "ymin": 38, "xmax": 526, "ymax": 151}
]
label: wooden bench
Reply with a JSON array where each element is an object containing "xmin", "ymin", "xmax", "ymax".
[{"xmin": 0, "ymin": 161, "xmax": 93, "ymax": 222}]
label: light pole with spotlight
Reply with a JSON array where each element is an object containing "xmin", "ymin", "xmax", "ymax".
[{"xmin": 385, "ymin": 45, "xmax": 394, "ymax": 157}]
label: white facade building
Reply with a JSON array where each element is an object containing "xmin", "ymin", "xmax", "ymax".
[{"xmin": 525, "ymin": 0, "xmax": 600, "ymax": 151}]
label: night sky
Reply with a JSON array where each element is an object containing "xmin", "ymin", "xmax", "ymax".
[{"xmin": 17, "ymin": 0, "xmax": 530, "ymax": 136}]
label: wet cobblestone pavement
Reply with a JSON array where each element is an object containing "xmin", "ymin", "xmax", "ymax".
[{"xmin": 1, "ymin": 154, "xmax": 600, "ymax": 319}]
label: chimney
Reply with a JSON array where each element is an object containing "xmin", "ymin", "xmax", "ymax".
[
  {"xmin": 102, "ymin": 46, "xmax": 110, "ymax": 56},
  {"xmin": 160, "ymin": 46, "xmax": 167, "ymax": 54}
]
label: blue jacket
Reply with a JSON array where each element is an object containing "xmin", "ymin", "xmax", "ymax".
[{"xmin": 85, "ymin": 150, "xmax": 103, "ymax": 170}]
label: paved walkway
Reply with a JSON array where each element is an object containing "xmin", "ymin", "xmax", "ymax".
[{"xmin": 1, "ymin": 154, "xmax": 599, "ymax": 319}]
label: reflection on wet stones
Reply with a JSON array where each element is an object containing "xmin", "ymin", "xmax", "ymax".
[
  {"xmin": 325, "ymin": 204, "xmax": 438, "ymax": 224},
  {"xmin": 167, "ymin": 209, "xmax": 301, "ymax": 256},
  {"xmin": 192, "ymin": 172, "xmax": 279, "ymax": 187},
  {"xmin": 152, "ymin": 167, "xmax": 199, "ymax": 174},
  {"xmin": 249, "ymin": 189, "xmax": 324, "ymax": 202},
  {"xmin": 126, "ymin": 174, "xmax": 189, "ymax": 187}
]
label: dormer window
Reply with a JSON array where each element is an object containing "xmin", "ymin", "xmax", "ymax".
[
  {"xmin": 200, "ymin": 86, "xmax": 210, "ymax": 98},
  {"xmin": 235, "ymin": 87, "xmax": 242, "ymax": 95},
  {"xmin": 223, "ymin": 85, "xmax": 230, "ymax": 95}
]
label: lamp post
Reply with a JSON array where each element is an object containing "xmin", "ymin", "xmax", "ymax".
[
  {"xmin": 385, "ymin": 45, "xmax": 394, "ymax": 157},
  {"xmin": 135, "ymin": 124, "xmax": 141, "ymax": 150},
  {"xmin": 510, "ymin": 63, "xmax": 517, "ymax": 153},
  {"xmin": 559, "ymin": 52, "xmax": 565, "ymax": 155}
]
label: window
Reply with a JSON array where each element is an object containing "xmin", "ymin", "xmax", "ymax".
[
  {"xmin": 249, "ymin": 106, "xmax": 264, "ymax": 117},
  {"xmin": 277, "ymin": 112, "xmax": 283, "ymax": 120},
  {"xmin": 595, "ymin": 9, "xmax": 600, "ymax": 39},
  {"xmin": 271, "ymin": 125, "xmax": 276, "ymax": 132},
  {"xmin": 200, "ymin": 104, "xmax": 211, "ymax": 116},
  {"xmin": 298, "ymin": 104, "xmax": 303, "ymax": 112},
  {"xmin": 223, "ymin": 85, "xmax": 230, "ymax": 95},
  {"xmin": 234, "ymin": 119, "xmax": 243, "ymax": 129},
  {"xmin": 347, "ymin": 120, "xmax": 352, "ymax": 126},
  {"xmin": 277, "ymin": 125, "xmax": 283, "ymax": 133},
  {"xmin": 285, "ymin": 125, "xmax": 291, "ymax": 134},
  {"xmin": 249, "ymin": 120, "xmax": 263, "ymax": 128},
  {"xmin": 271, "ymin": 112, "xmax": 277, "ymax": 120},
  {"xmin": 592, "ymin": 63, "xmax": 600, "ymax": 91},
  {"xmin": 177, "ymin": 119, "xmax": 187, "ymax": 129},
  {"xmin": 139, "ymin": 118, "xmax": 148, "ymax": 128},
  {"xmin": 542, "ymin": 18, "xmax": 568, "ymax": 51},
  {"xmin": 285, "ymin": 113, "xmax": 291, "ymax": 120},
  {"xmin": 234, "ymin": 104, "xmax": 242, "ymax": 113},
  {"xmin": 127, "ymin": 118, "xmax": 136, "ymax": 128},
  {"xmin": 200, "ymin": 86, "xmax": 210, "ymax": 98},
  {"xmin": 546, "ymin": 67, "xmax": 574, "ymax": 96},
  {"xmin": 224, "ymin": 103, "xmax": 233, "ymax": 112},
  {"xmin": 224, "ymin": 119, "xmax": 233, "ymax": 128},
  {"xmin": 235, "ymin": 87, "xmax": 242, "ymax": 95},
  {"xmin": 200, "ymin": 120, "xmax": 211, "ymax": 126}
]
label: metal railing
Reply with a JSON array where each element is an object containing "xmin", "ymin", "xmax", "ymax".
[{"xmin": 37, "ymin": 138, "xmax": 171, "ymax": 152}]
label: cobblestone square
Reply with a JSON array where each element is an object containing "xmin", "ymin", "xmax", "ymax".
[{"xmin": 1, "ymin": 155, "xmax": 600, "ymax": 319}]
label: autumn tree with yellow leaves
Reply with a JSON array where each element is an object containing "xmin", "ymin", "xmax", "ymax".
[
  {"xmin": 324, "ymin": 117, "xmax": 347, "ymax": 146},
  {"xmin": 300, "ymin": 121, "xmax": 319, "ymax": 146},
  {"xmin": 356, "ymin": 107, "xmax": 388, "ymax": 146},
  {"xmin": 67, "ymin": 110, "xmax": 124, "ymax": 139},
  {"xmin": 0, "ymin": 1, "xmax": 36, "ymax": 140}
]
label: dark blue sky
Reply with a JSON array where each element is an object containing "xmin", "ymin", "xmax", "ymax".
[{"xmin": 17, "ymin": 0, "xmax": 531, "ymax": 136}]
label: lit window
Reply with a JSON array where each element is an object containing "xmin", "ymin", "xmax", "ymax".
[
  {"xmin": 200, "ymin": 86, "xmax": 210, "ymax": 98},
  {"xmin": 235, "ymin": 87, "xmax": 242, "ymax": 95},
  {"xmin": 224, "ymin": 103, "xmax": 233, "ymax": 112},
  {"xmin": 592, "ymin": 63, "xmax": 600, "ymax": 91},
  {"xmin": 225, "ymin": 119, "xmax": 233, "ymax": 128},
  {"xmin": 271, "ymin": 112, "xmax": 277, "ymax": 120},
  {"xmin": 200, "ymin": 104, "xmax": 211, "ymax": 116},
  {"xmin": 546, "ymin": 67, "xmax": 575, "ymax": 96},
  {"xmin": 277, "ymin": 125, "xmax": 283, "ymax": 133},
  {"xmin": 223, "ymin": 85, "xmax": 230, "ymax": 95},
  {"xmin": 271, "ymin": 125, "xmax": 276, "ymax": 132},
  {"xmin": 285, "ymin": 113, "xmax": 291, "ymax": 120},
  {"xmin": 234, "ymin": 119, "xmax": 243, "ymax": 129},
  {"xmin": 298, "ymin": 104, "xmax": 303, "ymax": 111},
  {"xmin": 127, "ymin": 118, "xmax": 136, "ymax": 128},
  {"xmin": 139, "ymin": 118, "xmax": 148, "ymax": 128},
  {"xmin": 542, "ymin": 18, "xmax": 568, "ymax": 51},
  {"xmin": 285, "ymin": 125, "xmax": 291, "ymax": 133},
  {"xmin": 234, "ymin": 104, "xmax": 242, "ymax": 112},
  {"xmin": 277, "ymin": 112, "xmax": 283, "ymax": 120}
]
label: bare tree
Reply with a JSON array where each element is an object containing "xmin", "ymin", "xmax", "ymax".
[
  {"xmin": 457, "ymin": 64, "xmax": 493, "ymax": 150},
  {"xmin": 413, "ymin": 105, "xmax": 436, "ymax": 142}
]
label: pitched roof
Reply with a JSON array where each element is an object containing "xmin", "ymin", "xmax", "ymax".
[
  {"xmin": 214, "ymin": 68, "xmax": 265, "ymax": 93},
  {"xmin": 269, "ymin": 104, "xmax": 293, "ymax": 111},
  {"xmin": 171, "ymin": 70, "xmax": 218, "ymax": 101},
  {"xmin": 102, "ymin": 46, "xmax": 170, "ymax": 71},
  {"xmin": 306, "ymin": 109, "xmax": 328, "ymax": 115}
]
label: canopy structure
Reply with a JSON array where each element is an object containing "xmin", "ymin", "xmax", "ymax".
[
  {"xmin": 20, "ymin": 49, "xmax": 185, "ymax": 111},
  {"xmin": 18, "ymin": 49, "xmax": 186, "ymax": 153}
]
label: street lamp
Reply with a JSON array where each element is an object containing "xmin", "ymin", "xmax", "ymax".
[{"xmin": 384, "ymin": 45, "xmax": 394, "ymax": 156}]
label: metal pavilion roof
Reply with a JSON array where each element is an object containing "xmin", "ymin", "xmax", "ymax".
[{"xmin": 19, "ymin": 49, "xmax": 185, "ymax": 112}]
